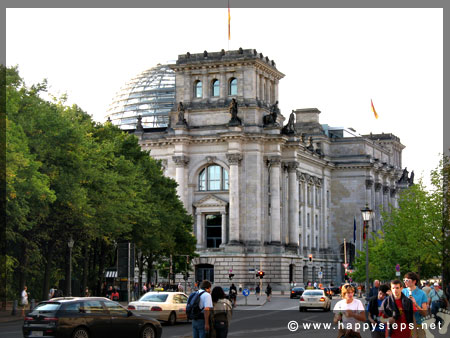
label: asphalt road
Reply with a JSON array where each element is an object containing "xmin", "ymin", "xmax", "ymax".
[{"xmin": 2, "ymin": 296, "xmax": 448, "ymax": 338}]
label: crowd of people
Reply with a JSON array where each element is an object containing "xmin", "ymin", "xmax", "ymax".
[{"xmin": 334, "ymin": 272, "xmax": 449, "ymax": 338}]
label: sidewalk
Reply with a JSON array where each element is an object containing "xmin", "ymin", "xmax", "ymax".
[{"xmin": 0, "ymin": 308, "xmax": 25, "ymax": 324}]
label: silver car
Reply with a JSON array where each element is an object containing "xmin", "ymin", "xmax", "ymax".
[{"xmin": 299, "ymin": 289, "xmax": 331, "ymax": 312}]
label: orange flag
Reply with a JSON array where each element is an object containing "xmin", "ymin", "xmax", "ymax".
[
  {"xmin": 371, "ymin": 99, "xmax": 378, "ymax": 119},
  {"xmin": 228, "ymin": 1, "xmax": 231, "ymax": 40}
]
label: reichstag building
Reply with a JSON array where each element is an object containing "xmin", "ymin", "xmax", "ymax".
[{"xmin": 106, "ymin": 48, "xmax": 407, "ymax": 290}]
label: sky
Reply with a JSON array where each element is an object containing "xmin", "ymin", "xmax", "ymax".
[{"xmin": 6, "ymin": 8, "xmax": 443, "ymax": 187}]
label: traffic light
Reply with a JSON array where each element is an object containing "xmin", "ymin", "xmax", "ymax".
[
  {"xmin": 308, "ymin": 254, "xmax": 313, "ymax": 262},
  {"xmin": 257, "ymin": 270, "xmax": 265, "ymax": 279},
  {"xmin": 344, "ymin": 271, "xmax": 348, "ymax": 281},
  {"xmin": 228, "ymin": 273, "xmax": 235, "ymax": 280}
]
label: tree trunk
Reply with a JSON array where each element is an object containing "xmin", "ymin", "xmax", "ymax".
[
  {"xmin": 65, "ymin": 245, "xmax": 70, "ymax": 296},
  {"xmin": 96, "ymin": 240, "xmax": 106, "ymax": 297},
  {"xmin": 42, "ymin": 243, "xmax": 55, "ymax": 300},
  {"xmin": 81, "ymin": 243, "xmax": 89, "ymax": 295}
]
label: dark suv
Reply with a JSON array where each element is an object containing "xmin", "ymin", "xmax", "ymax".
[
  {"xmin": 290, "ymin": 287, "xmax": 305, "ymax": 299},
  {"xmin": 22, "ymin": 297, "xmax": 162, "ymax": 338}
]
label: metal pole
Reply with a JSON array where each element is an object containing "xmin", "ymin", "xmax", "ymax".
[
  {"xmin": 68, "ymin": 246, "xmax": 72, "ymax": 296},
  {"xmin": 365, "ymin": 220, "xmax": 370, "ymax": 299},
  {"xmin": 127, "ymin": 242, "xmax": 131, "ymax": 303}
]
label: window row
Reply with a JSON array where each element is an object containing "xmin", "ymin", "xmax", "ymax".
[{"xmin": 194, "ymin": 78, "xmax": 237, "ymax": 98}]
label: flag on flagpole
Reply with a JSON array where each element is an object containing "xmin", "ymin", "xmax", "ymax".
[
  {"xmin": 353, "ymin": 217, "xmax": 356, "ymax": 244},
  {"xmin": 371, "ymin": 99, "xmax": 378, "ymax": 119},
  {"xmin": 228, "ymin": 0, "xmax": 231, "ymax": 40}
]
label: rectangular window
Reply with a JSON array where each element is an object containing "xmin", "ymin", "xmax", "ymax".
[
  {"xmin": 307, "ymin": 213, "xmax": 310, "ymax": 228},
  {"xmin": 208, "ymin": 166, "xmax": 221, "ymax": 190},
  {"xmin": 315, "ymin": 215, "xmax": 318, "ymax": 230},
  {"xmin": 205, "ymin": 214, "xmax": 222, "ymax": 248}
]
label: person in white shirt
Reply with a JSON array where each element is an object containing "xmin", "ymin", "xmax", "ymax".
[
  {"xmin": 333, "ymin": 284, "xmax": 366, "ymax": 337},
  {"xmin": 21, "ymin": 286, "xmax": 28, "ymax": 316},
  {"xmin": 192, "ymin": 280, "xmax": 213, "ymax": 338}
]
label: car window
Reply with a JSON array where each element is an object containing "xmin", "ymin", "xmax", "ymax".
[
  {"xmin": 303, "ymin": 291, "xmax": 324, "ymax": 296},
  {"xmin": 140, "ymin": 293, "xmax": 168, "ymax": 302},
  {"xmin": 180, "ymin": 295, "xmax": 188, "ymax": 304},
  {"xmin": 293, "ymin": 288, "xmax": 304, "ymax": 291},
  {"xmin": 81, "ymin": 300, "xmax": 105, "ymax": 314},
  {"xmin": 32, "ymin": 303, "xmax": 61, "ymax": 312},
  {"xmin": 104, "ymin": 301, "xmax": 128, "ymax": 315},
  {"xmin": 63, "ymin": 302, "xmax": 82, "ymax": 312}
]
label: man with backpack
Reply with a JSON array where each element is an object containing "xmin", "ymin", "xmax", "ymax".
[{"xmin": 187, "ymin": 280, "xmax": 213, "ymax": 338}]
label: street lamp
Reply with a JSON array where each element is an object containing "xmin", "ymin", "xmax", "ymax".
[
  {"xmin": 67, "ymin": 237, "xmax": 74, "ymax": 296},
  {"xmin": 361, "ymin": 204, "xmax": 373, "ymax": 300}
]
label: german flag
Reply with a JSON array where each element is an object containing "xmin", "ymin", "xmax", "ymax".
[
  {"xmin": 228, "ymin": 1, "xmax": 231, "ymax": 40},
  {"xmin": 371, "ymin": 99, "xmax": 378, "ymax": 119}
]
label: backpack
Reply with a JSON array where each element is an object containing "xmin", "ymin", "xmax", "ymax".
[
  {"xmin": 54, "ymin": 289, "xmax": 63, "ymax": 298},
  {"xmin": 186, "ymin": 291, "xmax": 206, "ymax": 320},
  {"xmin": 213, "ymin": 299, "xmax": 232, "ymax": 323}
]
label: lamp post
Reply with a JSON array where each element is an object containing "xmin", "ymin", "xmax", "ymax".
[
  {"xmin": 360, "ymin": 204, "xmax": 373, "ymax": 300},
  {"xmin": 67, "ymin": 237, "xmax": 74, "ymax": 296}
]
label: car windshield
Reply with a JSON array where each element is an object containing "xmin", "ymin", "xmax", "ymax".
[
  {"xmin": 32, "ymin": 303, "xmax": 61, "ymax": 312},
  {"xmin": 303, "ymin": 291, "xmax": 323, "ymax": 296},
  {"xmin": 140, "ymin": 293, "xmax": 169, "ymax": 302}
]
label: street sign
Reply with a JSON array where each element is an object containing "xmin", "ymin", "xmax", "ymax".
[
  {"xmin": 343, "ymin": 263, "xmax": 349, "ymax": 268},
  {"xmin": 243, "ymin": 288, "xmax": 250, "ymax": 297},
  {"xmin": 395, "ymin": 264, "xmax": 400, "ymax": 272},
  {"xmin": 396, "ymin": 271, "xmax": 400, "ymax": 276},
  {"xmin": 248, "ymin": 268, "xmax": 255, "ymax": 273},
  {"xmin": 318, "ymin": 271, "xmax": 323, "ymax": 279}
]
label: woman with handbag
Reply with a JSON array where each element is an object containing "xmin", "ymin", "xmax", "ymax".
[
  {"xmin": 211, "ymin": 286, "xmax": 233, "ymax": 338},
  {"xmin": 333, "ymin": 284, "xmax": 366, "ymax": 338}
]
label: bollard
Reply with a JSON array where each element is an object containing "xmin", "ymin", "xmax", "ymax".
[
  {"xmin": 30, "ymin": 299, "xmax": 36, "ymax": 311},
  {"xmin": 11, "ymin": 300, "xmax": 17, "ymax": 316}
]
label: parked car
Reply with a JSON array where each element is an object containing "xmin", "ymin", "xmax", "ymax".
[
  {"xmin": 127, "ymin": 291, "xmax": 188, "ymax": 325},
  {"xmin": 22, "ymin": 297, "xmax": 162, "ymax": 338},
  {"xmin": 290, "ymin": 287, "xmax": 305, "ymax": 299},
  {"xmin": 321, "ymin": 287, "xmax": 334, "ymax": 298},
  {"xmin": 299, "ymin": 289, "xmax": 332, "ymax": 312}
]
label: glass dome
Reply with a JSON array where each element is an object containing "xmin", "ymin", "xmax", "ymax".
[{"xmin": 106, "ymin": 64, "xmax": 175, "ymax": 129}]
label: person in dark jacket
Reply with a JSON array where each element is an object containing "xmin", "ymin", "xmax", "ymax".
[
  {"xmin": 367, "ymin": 284, "xmax": 390, "ymax": 338},
  {"xmin": 381, "ymin": 280, "xmax": 414, "ymax": 338}
]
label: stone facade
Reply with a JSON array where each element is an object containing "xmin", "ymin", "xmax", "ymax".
[{"xmin": 132, "ymin": 49, "xmax": 405, "ymax": 290}]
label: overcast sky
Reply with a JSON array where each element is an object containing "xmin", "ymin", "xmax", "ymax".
[{"xmin": 6, "ymin": 8, "xmax": 443, "ymax": 187}]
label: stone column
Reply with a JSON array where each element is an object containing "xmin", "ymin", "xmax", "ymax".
[
  {"xmin": 202, "ymin": 74, "xmax": 209, "ymax": 99},
  {"xmin": 268, "ymin": 156, "xmax": 281, "ymax": 244},
  {"xmin": 383, "ymin": 185, "xmax": 390, "ymax": 212},
  {"xmin": 274, "ymin": 80, "xmax": 279, "ymax": 102},
  {"xmin": 184, "ymin": 72, "xmax": 191, "ymax": 102},
  {"xmin": 256, "ymin": 71, "xmax": 260, "ymax": 100},
  {"xmin": 196, "ymin": 212, "xmax": 203, "ymax": 248},
  {"xmin": 226, "ymin": 153, "xmax": 242, "ymax": 244},
  {"xmin": 287, "ymin": 162, "xmax": 299, "ymax": 247},
  {"xmin": 221, "ymin": 212, "xmax": 227, "ymax": 245},
  {"xmin": 220, "ymin": 72, "xmax": 226, "ymax": 98},
  {"xmin": 172, "ymin": 155, "xmax": 189, "ymax": 208}
]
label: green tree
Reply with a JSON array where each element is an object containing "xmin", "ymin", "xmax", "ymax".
[{"xmin": 352, "ymin": 161, "xmax": 444, "ymax": 283}]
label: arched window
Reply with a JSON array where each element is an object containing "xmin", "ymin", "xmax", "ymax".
[
  {"xmin": 199, "ymin": 165, "xmax": 229, "ymax": 191},
  {"xmin": 229, "ymin": 78, "xmax": 237, "ymax": 96},
  {"xmin": 211, "ymin": 79, "xmax": 220, "ymax": 97},
  {"xmin": 194, "ymin": 80, "xmax": 202, "ymax": 98}
]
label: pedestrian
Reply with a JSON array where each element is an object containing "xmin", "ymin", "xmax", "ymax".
[
  {"xmin": 111, "ymin": 288, "xmax": 120, "ymax": 301},
  {"xmin": 178, "ymin": 282, "xmax": 184, "ymax": 292},
  {"xmin": 333, "ymin": 283, "xmax": 365, "ymax": 338},
  {"xmin": 265, "ymin": 284, "xmax": 272, "ymax": 302},
  {"xmin": 142, "ymin": 283, "xmax": 147, "ymax": 294},
  {"xmin": 84, "ymin": 287, "xmax": 90, "ymax": 297},
  {"xmin": 381, "ymin": 279, "xmax": 414, "ymax": 338},
  {"xmin": 21, "ymin": 286, "xmax": 29, "ymax": 316},
  {"xmin": 402, "ymin": 272, "xmax": 428, "ymax": 338},
  {"xmin": 366, "ymin": 284, "xmax": 390, "ymax": 338},
  {"xmin": 368, "ymin": 280, "xmax": 380, "ymax": 299},
  {"xmin": 255, "ymin": 285, "xmax": 260, "ymax": 300},
  {"xmin": 191, "ymin": 280, "xmax": 213, "ymax": 338},
  {"xmin": 48, "ymin": 287, "xmax": 55, "ymax": 300},
  {"xmin": 422, "ymin": 281, "xmax": 432, "ymax": 297},
  {"xmin": 428, "ymin": 282, "xmax": 447, "ymax": 325},
  {"xmin": 446, "ymin": 282, "xmax": 450, "ymax": 301},
  {"xmin": 313, "ymin": 281, "xmax": 318, "ymax": 289},
  {"xmin": 106, "ymin": 285, "xmax": 113, "ymax": 299},
  {"xmin": 229, "ymin": 283, "xmax": 237, "ymax": 307},
  {"xmin": 211, "ymin": 286, "xmax": 233, "ymax": 338}
]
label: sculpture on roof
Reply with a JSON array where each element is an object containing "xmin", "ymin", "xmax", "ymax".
[
  {"xmin": 282, "ymin": 110, "xmax": 296, "ymax": 135},
  {"xmin": 136, "ymin": 115, "xmax": 143, "ymax": 131},
  {"xmin": 176, "ymin": 102, "xmax": 187, "ymax": 126},
  {"xmin": 263, "ymin": 101, "xmax": 280, "ymax": 126},
  {"xmin": 228, "ymin": 98, "xmax": 242, "ymax": 126}
]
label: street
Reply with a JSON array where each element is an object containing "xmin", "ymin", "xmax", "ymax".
[{"xmin": 2, "ymin": 295, "xmax": 447, "ymax": 338}]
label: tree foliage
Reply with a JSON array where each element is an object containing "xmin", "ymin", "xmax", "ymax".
[
  {"xmin": 352, "ymin": 160, "xmax": 445, "ymax": 283},
  {"xmin": 5, "ymin": 65, "xmax": 196, "ymax": 300}
]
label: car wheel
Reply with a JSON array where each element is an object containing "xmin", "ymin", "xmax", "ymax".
[
  {"xmin": 141, "ymin": 325, "xmax": 156, "ymax": 338},
  {"xmin": 72, "ymin": 327, "xmax": 89, "ymax": 338},
  {"xmin": 168, "ymin": 311, "xmax": 176, "ymax": 326}
]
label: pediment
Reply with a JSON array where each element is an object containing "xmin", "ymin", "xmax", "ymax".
[{"xmin": 193, "ymin": 194, "xmax": 228, "ymax": 208}]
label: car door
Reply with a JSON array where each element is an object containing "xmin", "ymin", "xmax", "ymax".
[
  {"xmin": 173, "ymin": 294, "xmax": 188, "ymax": 320},
  {"xmin": 80, "ymin": 299, "xmax": 112, "ymax": 337},
  {"xmin": 104, "ymin": 300, "xmax": 138, "ymax": 338}
]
